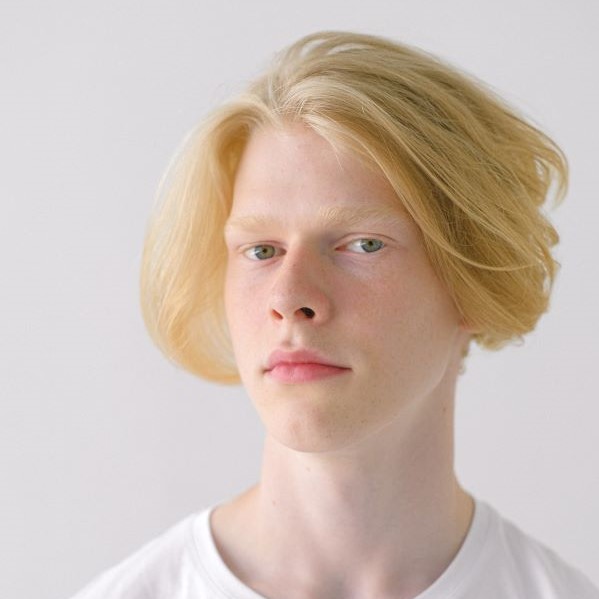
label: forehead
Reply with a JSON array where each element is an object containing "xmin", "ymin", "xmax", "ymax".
[{"xmin": 227, "ymin": 123, "xmax": 414, "ymax": 231}]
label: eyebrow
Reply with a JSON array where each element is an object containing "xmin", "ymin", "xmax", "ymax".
[{"xmin": 224, "ymin": 204, "xmax": 411, "ymax": 233}]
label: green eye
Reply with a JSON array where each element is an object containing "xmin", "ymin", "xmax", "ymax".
[
  {"xmin": 245, "ymin": 245, "xmax": 278, "ymax": 260},
  {"xmin": 243, "ymin": 239, "xmax": 384, "ymax": 261},
  {"xmin": 349, "ymin": 238, "xmax": 385, "ymax": 253}
]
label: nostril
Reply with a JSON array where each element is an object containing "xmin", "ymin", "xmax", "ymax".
[{"xmin": 300, "ymin": 307, "xmax": 315, "ymax": 318}]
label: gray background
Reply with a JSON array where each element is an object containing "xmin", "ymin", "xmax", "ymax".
[{"xmin": 1, "ymin": 1, "xmax": 598, "ymax": 597}]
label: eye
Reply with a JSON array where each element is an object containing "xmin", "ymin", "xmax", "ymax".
[
  {"xmin": 243, "ymin": 245, "xmax": 280, "ymax": 261},
  {"xmin": 242, "ymin": 238, "xmax": 385, "ymax": 261},
  {"xmin": 346, "ymin": 238, "xmax": 385, "ymax": 254}
]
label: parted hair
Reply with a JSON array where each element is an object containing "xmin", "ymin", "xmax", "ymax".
[{"xmin": 139, "ymin": 30, "xmax": 568, "ymax": 384}]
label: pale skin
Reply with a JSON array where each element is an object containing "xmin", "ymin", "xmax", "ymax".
[{"xmin": 213, "ymin": 121, "xmax": 476, "ymax": 599}]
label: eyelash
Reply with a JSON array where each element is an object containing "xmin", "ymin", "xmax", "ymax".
[{"xmin": 241, "ymin": 238, "xmax": 386, "ymax": 261}]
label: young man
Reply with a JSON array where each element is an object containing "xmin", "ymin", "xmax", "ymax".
[{"xmin": 72, "ymin": 31, "xmax": 598, "ymax": 598}]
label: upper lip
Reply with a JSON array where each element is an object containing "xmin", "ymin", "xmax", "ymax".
[{"xmin": 265, "ymin": 348, "xmax": 349, "ymax": 372}]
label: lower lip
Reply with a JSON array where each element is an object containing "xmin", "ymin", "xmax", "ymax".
[{"xmin": 266, "ymin": 363, "xmax": 351, "ymax": 383}]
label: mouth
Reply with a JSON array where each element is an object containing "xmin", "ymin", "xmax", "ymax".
[{"xmin": 265, "ymin": 362, "xmax": 351, "ymax": 384}]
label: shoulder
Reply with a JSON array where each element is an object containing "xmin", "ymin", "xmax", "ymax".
[
  {"xmin": 68, "ymin": 510, "xmax": 205, "ymax": 599},
  {"xmin": 482, "ymin": 501, "xmax": 599, "ymax": 598}
]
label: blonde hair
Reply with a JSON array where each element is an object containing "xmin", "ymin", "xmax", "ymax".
[{"xmin": 139, "ymin": 30, "xmax": 568, "ymax": 385}]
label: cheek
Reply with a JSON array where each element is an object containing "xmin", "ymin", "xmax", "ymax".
[
  {"xmin": 224, "ymin": 269, "xmax": 263, "ymax": 343},
  {"xmin": 224, "ymin": 268, "xmax": 245, "ymax": 343},
  {"xmin": 349, "ymin": 270, "xmax": 411, "ymax": 327},
  {"xmin": 353, "ymin": 268, "xmax": 457, "ymax": 362}
]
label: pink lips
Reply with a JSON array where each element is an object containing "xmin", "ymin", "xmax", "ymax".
[{"xmin": 265, "ymin": 349, "xmax": 351, "ymax": 383}]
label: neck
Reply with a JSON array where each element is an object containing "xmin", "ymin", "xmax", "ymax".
[{"xmin": 214, "ymin": 386, "xmax": 474, "ymax": 599}]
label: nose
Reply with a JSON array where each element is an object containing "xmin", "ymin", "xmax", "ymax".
[{"xmin": 268, "ymin": 248, "xmax": 332, "ymax": 324}]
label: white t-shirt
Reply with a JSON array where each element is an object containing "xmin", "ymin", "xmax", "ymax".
[{"xmin": 69, "ymin": 496, "xmax": 599, "ymax": 598}]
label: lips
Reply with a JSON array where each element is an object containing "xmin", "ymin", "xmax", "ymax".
[
  {"xmin": 266, "ymin": 362, "xmax": 350, "ymax": 383},
  {"xmin": 265, "ymin": 348, "xmax": 349, "ymax": 372}
]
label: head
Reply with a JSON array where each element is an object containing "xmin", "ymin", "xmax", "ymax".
[
  {"xmin": 139, "ymin": 30, "xmax": 568, "ymax": 392},
  {"xmin": 222, "ymin": 121, "xmax": 476, "ymax": 451}
]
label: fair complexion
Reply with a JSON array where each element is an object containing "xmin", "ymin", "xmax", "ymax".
[{"xmin": 214, "ymin": 122, "xmax": 475, "ymax": 599}]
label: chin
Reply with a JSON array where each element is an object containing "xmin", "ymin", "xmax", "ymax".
[{"xmin": 263, "ymin": 410, "xmax": 378, "ymax": 455}]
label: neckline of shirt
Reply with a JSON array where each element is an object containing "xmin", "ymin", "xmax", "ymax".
[{"xmin": 188, "ymin": 494, "xmax": 494, "ymax": 599}]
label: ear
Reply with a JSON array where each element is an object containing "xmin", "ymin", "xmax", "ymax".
[{"xmin": 458, "ymin": 317, "xmax": 479, "ymax": 335}]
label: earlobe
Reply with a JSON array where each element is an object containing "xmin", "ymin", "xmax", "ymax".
[{"xmin": 458, "ymin": 318, "xmax": 479, "ymax": 335}]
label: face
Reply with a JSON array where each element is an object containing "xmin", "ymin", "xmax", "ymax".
[{"xmin": 224, "ymin": 122, "xmax": 470, "ymax": 453}]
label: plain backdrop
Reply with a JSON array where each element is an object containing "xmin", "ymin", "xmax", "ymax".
[{"xmin": 1, "ymin": 1, "xmax": 598, "ymax": 597}]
